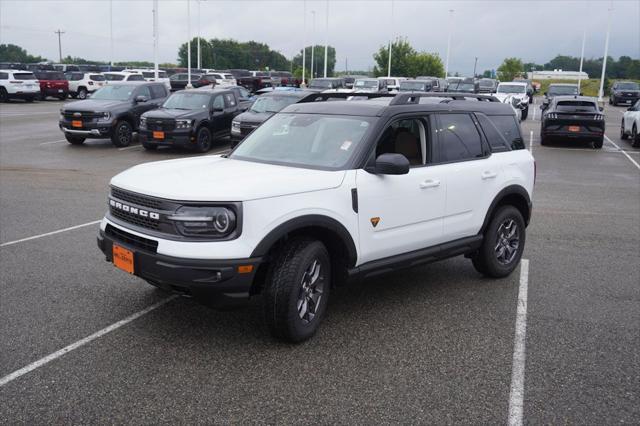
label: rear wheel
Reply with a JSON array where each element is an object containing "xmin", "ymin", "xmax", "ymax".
[
  {"xmin": 65, "ymin": 134, "xmax": 85, "ymax": 145},
  {"xmin": 40, "ymin": 92, "xmax": 47, "ymax": 101},
  {"xmin": 77, "ymin": 88, "xmax": 88, "ymax": 99},
  {"xmin": 58, "ymin": 94, "xmax": 67, "ymax": 100},
  {"xmin": 0, "ymin": 88, "xmax": 7, "ymax": 102},
  {"xmin": 263, "ymin": 238, "xmax": 331, "ymax": 342},
  {"xmin": 472, "ymin": 205, "xmax": 526, "ymax": 278},
  {"xmin": 540, "ymin": 133, "xmax": 548, "ymax": 146},
  {"xmin": 111, "ymin": 121, "xmax": 133, "ymax": 147},
  {"xmin": 194, "ymin": 126, "xmax": 212, "ymax": 153},
  {"xmin": 593, "ymin": 138, "xmax": 603, "ymax": 149},
  {"xmin": 142, "ymin": 141, "xmax": 157, "ymax": 150},
  {"xmin": 621, "ymin": 120, "xmax": 628, "ymax": 140}
]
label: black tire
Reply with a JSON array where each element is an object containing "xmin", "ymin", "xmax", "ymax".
[
  {"xmin": 194, "ymin": 126, "xmax": 212, "ymax": 153},
  {"xmin": 263, "ymin": 238, "xmax": 331, "ymax": 343},
  {"xmin": 528, "ymin": 96, "xmax": 533, "ymax": 104},
  {"xmin": 65, "ymin": 134, "xmax": 85, "ymax": 145},
  {"xmin": 540, "ymin": 133, "xmax": 548, "ymax": 146},
  {"xmin": 621, "ymin": 120, "xmax": 628, "ymax": 140},
  {"xmin": 111, "ymin": 121, "xmax": 133, "ymax": 147},
  {"xmin": 472, "ymin": 205, "xmax": 526, "ymax": 278},
  {"xmin": 612, "ymin": 98, "xmax": 617, "ymax": 106},
  {"xmin": 142, "ymin": 141, "xmax": 157, "ymax": 150},
  {"xmin": 77, "ymin": 88, "xmax": 88, "ymax": 100},
  {"xmin": 632, "ymin": 125, "xmax": 639, "ymax": 148},
  {"xmin": 521, "ymin": 106, "xmax": 528, "ymax": 121},
  {"xmin": 58, "ymin": 94, "xmax": 67, "ymax": 101},
  {"xmin": 25, "ymin": 96, "xmax": 34, "ymax": 103},
  {"xmin": 593, "ymin": 138, "xmax": 603, "ymax": 149},
  {"xmin": 70, "ymin": 92, "xmax": 77, "ymax": 99},
  {"xmin": 39, "ymin": 92, "xmax": 47, "ymax": 101},
  {"xmin": 0, "ymin": 88, "xmax": 7, "ymax": 102},
  {"xmin": 609, "ymin": 97, "xmax": 613, "ymax": 105}
]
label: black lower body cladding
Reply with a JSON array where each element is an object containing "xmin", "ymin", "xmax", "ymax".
[{"xmin": 139, "ymin": 129, "xmax": 193, "ymax": 148}]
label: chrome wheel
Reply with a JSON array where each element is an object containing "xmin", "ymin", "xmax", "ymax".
[
  {"xmin": 495, "ymin": 219, "xmax": 520, "ymax": 265},
  {"xmin": 297, "ymin": 259, "xmax": 324, "ymax": 324}
]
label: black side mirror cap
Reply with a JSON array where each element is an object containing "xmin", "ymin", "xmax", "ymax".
[{"xmin": 373, "ymin": 153, "xmax": 410, "ymax": 175}]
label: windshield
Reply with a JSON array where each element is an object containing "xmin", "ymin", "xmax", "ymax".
[
  {"xmin": 141, "ymin": 71, "xmax": 167, "ymax": 78},
  {"xmin": 497, "ymin": 84, "xmax": 526, "ymax": 94},
  {"xmin": 104, "ymin": 73, "xmax": 124, "ymax": 81},
  {"xmin": 548, "ymin": 85, "xmax": 578, "ymax": 95},
  {"xmin": 399, "ymin": 81, "xmax": 428, "ymax": 91},
  {"xmin": 162, "ymin": 92, "xmax": 211, "ymax": 110},
  {"xmin": 250, "ymin": 96, "xmax": 298, "ymax": 113},
  {"xmin": 616, "ymin": 82, "xmax": 639, "ymax": 90},
  {"xmin": 354, "ymin": 79, "xmax": 378, "ymax": 88},
  {"xmin": 556, "ymin": 101, "xmax": 597, "ymax": 112},
  {"xmin": 309, "ymin": 79, "xmax": 334, "ymax": 89},
  {"xmin": 230, "ymin": 113, "xmax": 373, "ymax": 169},
  {"xmin": 479, "ymin": 80, "xmax": 495, "ymax": 87},
  {"xmin": 90, "ymin": 85, "xmax": 136, "ymax": 101},
  {"xmin": 456, "ymin": 83, "xmax": 475, "ymax": 91}
]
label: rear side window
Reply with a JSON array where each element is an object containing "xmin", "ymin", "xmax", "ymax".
[
  {"xmin": 476, "ymin": 114, "xmax": 510, "ymax": 152},
  {"xmin": 212, "ymin": 95, "xmax": 224, "ymax": 109},
  {"xmin": 90, "ymin": 74, "xmax": 105, "ymax": 81},
  {"xmin": 14, "ymin": 72, "xmax": 36, "ymax": 80},
  {"xmin": 436, "ymin": 113, "xmax": 484, "ymax": 162},
  {"xmin": 489, "ymin": 115, "xmax": 525, "ymax": 150},
  {"xmin": 127, "ymin": 74, "xmax": 144, "ymax": 81},
  {"xmin": 105, "ymin": 74, "xmax": 124, "ymax": 81},
  {"xmin": 150, "ymin": 85, "xmax": 166, "ymax": 99}
]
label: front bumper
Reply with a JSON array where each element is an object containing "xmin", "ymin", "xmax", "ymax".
[
  {"xmin": 542, "ymin": 129, "xmax": 604, "ymax": 140},
  {"xmin": 612, "ymin": 94, "xmax": 639, "ymax": 104},
  {"xmin": 139, "ymin": 129, "xmax": 194, "ymax": 147},
  {"xmin": 98, "ymin": 228, "xmax": 262, "ymax": 308},
  {"xmin": 59, "ymin": 119, "xmax": 115, "ymax": 138}
]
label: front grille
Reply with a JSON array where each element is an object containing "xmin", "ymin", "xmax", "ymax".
[
  {"xmin": 240, "ymin": 124, "xmax": 258, "ymax": 136},
  {"xmin": 110, "ymin": 208, "xmax": 160, "ymax": 230},
  {"xmin": 63, "ymin": 110, "xmax": 100, "ymax": 119},
  {"xmin": 106, "ymin": 224, "xmax": 158, "ymax": 253},
  {"xmin": 147, "ymin": 118, "xmax": 176, "ymax": 131},
  {"xmin": 111, "ymin": 187, "xmax": 163, "ymax": 210}
]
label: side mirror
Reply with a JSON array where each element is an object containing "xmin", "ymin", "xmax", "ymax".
[
  {"xmin": 135, "ymin": 95, "xmax": 148, "ymax": 103},
  {"xmin": 372, "ymin": 153, "xmax": 410, "ymax": 175},
  {"xmin": 579, "ymin": 92, "xmax": 583, "ymax": 96},
  {"xmin": 599, "ymin": 106, "xmax": 604, "ymax": 112}
]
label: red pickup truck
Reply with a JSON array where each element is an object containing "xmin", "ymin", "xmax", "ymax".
[{"xmin": 34, "ymin": 71, "xmax": 69, "ymax": 100}]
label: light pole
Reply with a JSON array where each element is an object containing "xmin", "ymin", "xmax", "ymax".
[
  {"xmin": 323, "ymin": 0, "xmax": 328, "ymax": 78},
  {"xmin": 54, "ymin": 29, "xmax": 65, "ymax": 62},
  {"xmin": 187, "ymin": 0, "xmax": 192, "ymax": 88},
  {"xmin": 473, "ymin": 57, "xmax": 478, "ymax": 78},
  {"xmin": 578, "ymin": 28, "xmax": 586, "ymax": 92},
  {"xmin": 153, "ymin": 0, "xmax": 159, "ymax": 81},
  {"xmin": 109, "ymin": 0, "xmax": 113, "ymax": 67},
  {"xmin": 598, "ymin": 1, "xmax": 612, "ymax": 102},
  {"xmin": 444, "ymin": 9, "xmax": 454, "ymax": 78},
  {"xmin": 310, "ymin": 10, "xmax": 315, "ymax": 79},
  {"xmin": 387, "ymin": 0, "xmax": 394, "ymax": 78},
  {"xmin": 302, "ymin": 0, "xmax": 306, "ymax": 86}
]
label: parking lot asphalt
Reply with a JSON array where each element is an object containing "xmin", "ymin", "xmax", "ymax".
[{"xmin": 1, "ymin": 98, "xmax": 639, "ymax": 423}]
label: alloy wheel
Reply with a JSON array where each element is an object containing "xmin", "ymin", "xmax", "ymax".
[
  {"xmin": 495, "ymin": 219, "xmax": 520, "ymax": 265},
  {"xmin": 297, "ymin": 259, "xmax": 324, "ymax": 324}
]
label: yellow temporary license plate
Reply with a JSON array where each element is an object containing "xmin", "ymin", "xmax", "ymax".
[
  {"xmin": 113, "ymin": 244, "xmax": 134, "ymax": 274},
  {"xmin": 153, "ymin": 131, "xmax": 165, "ymax": 139},
  {"xmin": 71, "ymin": 120, "xmax": 82, "ymax": 128}
]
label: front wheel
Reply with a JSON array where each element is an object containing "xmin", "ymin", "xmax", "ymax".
[
  {"xmin": 65, "ymin": 134, "xmax": 85, "ymax": 145},
  {"xmin": 111, "ymin": 121, "xmax": 133, "ymax": 147},
  {"xmin": 0, "ymin": 88, "xmax": 7, "ymax": 102},
  {"xmin": 520, "ymin": 106, "xmax": 528, "ymax": 121},
  {"xmin": 621, "ymin": 120, "xmax": 628, "ymax": 140},
  {"xmin": 472, "ymin": 206, "xmax": 526, "ymax": 278},
  {"xmin": 142, "ymin": 141, "xmax": 157, "ymax": 150},
  {"xmin": 58, "ymin": 94, "xmax": 67, "ymax": 101},
  {"xmin": 263, "ymin": 238, "xmax": 331, "ymax": 342},
  {"xmin": 632, "ymin": 125, "xmax": 639, "ymax": 148},
  {"xmin": 194, "ymin": 126, "xmax": 212, "ymax": 153},
  {"xmin": 77, "ymin": 88, "xmax": 88, "ymax": 99}
]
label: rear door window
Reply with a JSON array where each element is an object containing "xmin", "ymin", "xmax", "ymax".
[
  {"xmin": 127, "ymin": 74, "xmax": 145, "ymax": 81},
  {"xmin": 136, "ymin": 86, "xmax": 152, "ymax": 99},
  {"xmin": 436, "ymin": 113, "xmax": 484, "ymax": 162},
  {"xmin": 150, "ymin": 85, "xmax": 166, "ymax": 99},
  {"xmin": 212, "ymin": 95, "xmax": 224, "ymax": 110}
]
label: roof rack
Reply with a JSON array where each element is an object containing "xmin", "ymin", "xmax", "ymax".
[
  {"xmin": 297, "ymin": 92, "xmax": 394, "ymax": 103},
  {"xmin": 389, "ymin": 92, "xmax": 499, "ymax": 105}
]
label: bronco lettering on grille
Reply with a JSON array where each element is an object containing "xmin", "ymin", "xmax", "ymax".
[{"xmin": 109, "ymin": 199, "xmax": 160, "ymax": 220}]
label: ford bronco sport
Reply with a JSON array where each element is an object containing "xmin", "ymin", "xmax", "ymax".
[{"xmin": 98, "ymin": 92, "xmax": 535, "ymax": 342}]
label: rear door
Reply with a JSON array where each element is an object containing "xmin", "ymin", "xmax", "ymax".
[{"xmin": 434, "ymin": 112, "xmax": 504, "ymax": 240}]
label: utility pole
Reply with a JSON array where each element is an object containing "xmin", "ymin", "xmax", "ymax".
[
  {"xmin": 598, "ymin": 1, "xmax": 612, "ymax": 102},
  {"xmin": 197, "ymin": 0, "xmax": 201, "ymax": 69},
  {"xmin": 311, "ymin": 10, "xmax": 315, "ymax": 79},
  {"xmin": 387, "ymin": 0, "xmax": 394, "ymax": 78},
  {"xmin": 578, "ymin": 28, "xmax": 586, "ymax": 91},
  {"xmin": 302, "ymin": 0, "xmax": 306, "ymax": 86},
  {"xmin": 323, "ymin": 0, "xmax": 328, "ymax": 78},
  {"xmin": 54, "ymin": 30, "xmax": 65, "ymax": 62},
  {"xmin": 187, "ymin": 0, "xmax": 192, "ymax": 88},
  {"xmin": 444, "ymin": 9, "xmax": 454, "ymax": 78},
  {"xmin": 109, "ymin": 0, "xmax": 113, "ymax": 67},
  {"xmin": 153, "ymin": 0, "xmax": 159, "ymax": 81},
  {"xmin": 473, "ymin": 57, "xmax": 478, "ymax": 78}
]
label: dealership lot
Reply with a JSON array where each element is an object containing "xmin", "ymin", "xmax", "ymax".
[{"xmin": 0, "ymin": 99, "xmax": 638, "ymax": 423}]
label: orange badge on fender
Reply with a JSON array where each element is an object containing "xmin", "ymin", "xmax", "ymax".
[{"xmin": 370, "ymin": 217, "xmax": 380, "ymax": 228}]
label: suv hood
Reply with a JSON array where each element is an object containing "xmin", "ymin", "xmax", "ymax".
[
  {"xmin": 63, "ymin": 99, "xmax": 130, "ymax": 111},
  {"xmin": 110, "ymin": 156, "xmax": 346, "ymax": 202},
  {"xmin": 494, "ymin": 93, "xmax": 525, "ymax": 103},
  {"xmin": 235, "ymin": 110, "xmax": 274, "ymax": 125},
  {"xmin": 143, "ymin": 108, "xmax": 202, "ymax": 120}
]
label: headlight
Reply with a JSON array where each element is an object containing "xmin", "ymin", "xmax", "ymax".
[
  {"xmin": 231, "ymin": 121, "xmax": 241, "ymax": 133},
  {"xmin": 98, "ymin": 111, "xmax": 111, "ymax": 121},
  {"xmin": 140, "ymin": 117, "xmax": 147, "ymax": 129},
  {"xmin": 168, "ymin": 206, "xmax": 237, "ymax": 237},
  {"xmin": 175, "ymin": 119, "xmax": 193, "ymax": 129}
]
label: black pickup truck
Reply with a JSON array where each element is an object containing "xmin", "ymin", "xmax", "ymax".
[
  {"xmin": 138, "ymin": 88, "xmax": 244, "ymax": 152},
  {"xmin": 224, "ymin": 69, "xmax": 271, "ymax": 93}
]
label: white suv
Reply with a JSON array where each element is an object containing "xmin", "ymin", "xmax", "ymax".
[
  {"xmin": 66, "ymin": 72, "xmax": 106, "ymax": 99},
  {"xmin": 621, "ymin": 99, "xmax": 640, "ymax": 147},
  {"xmin": 125, "ymin": 69, "xmax": 171, "ymax": 91},
  {"xmin": 494, "ymin": 82, "xmax": 531, "ymax": 120},
  {"xmin": 98, "ymin": 93, "xmax": 534, "ymax": 342},
  {"xmin": 0, "ymin": 69, "xmax": 40, "ymax": 102},
  {"xmin": 103, "ymin": 71, "xmax": 145, "ymax": 83}
]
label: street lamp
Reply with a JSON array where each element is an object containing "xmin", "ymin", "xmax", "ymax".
[
  {"xmin": 302, "ymin": 0, "xmax": 306, "ymax": 86},
  {"xmin": 323, "ymin": 0, "xmax": 328, "ymax": 78},
  {"xmin": 597, "ymin": 1, "xmax": 613, "ymax": 101},
  {"xmin": 197, "ymin": 0, "xmax": 201, "ymax": 70},
  {"xmin": 387, "ymin": 0, "xmax": 394, "ymax": 78},
  {"xmin": 310, "ymin": 10, "xmax": 315, "ymax": 79},
  {"xmin": 444, "ymin": 9, "xmax": 454, "ymax": 78},
  {"xmin": 187, "ymin": 0, "xmax": 192, "ymax": 88},
  {"xmin": 153, "ymin": 0, "xmax": 159, "ymax": 81}
]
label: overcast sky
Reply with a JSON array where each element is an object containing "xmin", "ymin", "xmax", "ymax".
[{"xmin": 0, "ymin": 0, "xmax": 638, "ymax": 75}]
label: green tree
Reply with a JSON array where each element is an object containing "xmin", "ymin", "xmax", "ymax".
[
  {"xmin": 372, "ymin": 38, "xmax": 416, "ymax": 77},
  {"xmin": 407, "ymin": 52, "xmax": 444, "ymax": 78},
  {"xmin": 0, "ymin": 44, "xmax": 46, "ymax": 63},
  {"xmin": 178, "ymin": 38, "xmax": 291, "ymax": 71},
  {"xmin": 497, "ymin": 57, "xmax": 524, "ymax": 81},
  {"xmin": 292, "ymin": 45, "xmax": 337, "ymax": 78},
  {"xmin": 61, "ymin": 55, "xmax": 105, "ymax": 65}
]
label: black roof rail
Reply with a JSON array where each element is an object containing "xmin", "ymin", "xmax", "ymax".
[
  {"xmin": 389, "ymin": 92, "xmax": 500, "ymax": 105},
  {"xmin": 297, "ymin": 92, "xmax": 394, "ymax": 103}
]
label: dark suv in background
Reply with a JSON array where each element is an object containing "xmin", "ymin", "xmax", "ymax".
[
  {"xmin": 59, "ymin": 82, "xmax": 168, "ymax": 147},
  {"xmin": 609, "ymin": 81, "xmax": 640, "ymax": 106}
]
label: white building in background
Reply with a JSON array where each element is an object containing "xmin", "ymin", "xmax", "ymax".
[{"xmin": 527, "ymin": 69, "xmax": 589, "ymax": 80}]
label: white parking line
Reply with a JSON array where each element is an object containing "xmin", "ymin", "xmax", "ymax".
[
  {"xmin": 604, "ymin": 135, "xmax": 640, "ymax": 170},
  {"xmin": 118, "ymin": 145, "xmax": 142, "ymax": 151},
  {"xmin": 528, "ymin": 130, "xmax": 533, "ymax": 152},
  {"xmin": 532, "ymin": 106, "xmax": 536, "ymax": 121},
  {"xmin": 0, "ymin": 220, "xmax": 101, "ymax": 248},
  {"xmin": 508, "ymin": 258, "xmax": 530, "ymax": 426},
  {"xmin": 39, "ymin": 139, "xmax": 66, "ymax": 145},
  {"xmin": 0, "ymin": 296, "xmax": 177, "ymax": 387}
]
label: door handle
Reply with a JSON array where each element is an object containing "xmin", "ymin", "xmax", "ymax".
[
  {"xmin": 481, "ymin": 171, "xmax": 498, "ymax": 179},
  {"xmin": 420, "ymin": 179, "xmax": 441, "ymax": 189}
]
